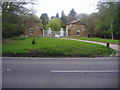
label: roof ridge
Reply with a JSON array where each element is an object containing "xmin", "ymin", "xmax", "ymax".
[{"xmin": 66, "ymin": 20, "xmax": 85, "ymax": 25}]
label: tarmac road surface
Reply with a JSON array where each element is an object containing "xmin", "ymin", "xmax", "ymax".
[{"xmin": 2, "ymin": 57, "xmax": 119, "ymax": 88}]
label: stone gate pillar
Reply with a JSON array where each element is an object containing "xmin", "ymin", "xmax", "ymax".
[
  {"xmin": 43, "ymin": 29, "xmax": 45, "ymax": 36},
  {"xmin": 60, "ymin": 28, "xmax": 64, "ymax": 37},
  {"xmin": 48, "ymin": 28, "xmax": 52, "ymax": 37},
  {"xmin": 66, "ymin": 29, "xmax": 68, "ymax": 37}
]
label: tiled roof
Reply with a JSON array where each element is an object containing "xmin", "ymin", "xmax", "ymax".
[{"xmin": 66, "ymin": 20, "xmax": 85, "ymax": 25}]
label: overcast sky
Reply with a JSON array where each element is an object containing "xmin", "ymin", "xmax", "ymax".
[{"xmin": 31, "ymin": 0, "xmax": 99, "ymax": 18}]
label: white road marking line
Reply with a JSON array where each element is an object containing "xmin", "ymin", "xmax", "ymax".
[
  {"xmin": 6, "ymin": 69, "xmax": 10, "ymax": 71},
  {"xmin": 2, "ymin": 57, "xmax": 116, "ymax": 60},
  {"xmin": 50, "ymin": 70, "xmax": 119, "ymax": 73}
]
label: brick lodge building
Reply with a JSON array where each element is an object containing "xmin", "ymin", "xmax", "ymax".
[
  {"xmin": 21, "ymin": 16, "xmax": 88, "ymax": 38},
  {"xmin": 66, "ymin": 20, "xmax": 88, "ymax": 37}
]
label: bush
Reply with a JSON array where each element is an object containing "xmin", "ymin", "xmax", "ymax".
[{"xmin": 2, "ymin": 23, "xmax": 23, "ymax": 38}]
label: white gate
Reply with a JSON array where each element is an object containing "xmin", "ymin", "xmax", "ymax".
[{"xmin": 43, "ymin": 28, "xmax": 67, "ymax": 37}]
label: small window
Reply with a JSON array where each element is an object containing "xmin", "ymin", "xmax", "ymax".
[
  {"xmin": 29, "ymin": 28, "xmax": 34, "ymax": 35},
  {"xmin": 76, "ymin": 30, "xmax": 80, "ymax": 36}
]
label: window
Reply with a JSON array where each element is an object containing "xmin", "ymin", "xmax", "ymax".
[
  {"xmin": 29, "ymin": 28, "xmax": 34, "ymax": 35},
  {"xmin": 76, "ymin": 30, "xmax": 80, "ymax": 36}
]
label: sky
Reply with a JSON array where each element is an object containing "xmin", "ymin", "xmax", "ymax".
[{"xmin": 30, "ymin": 0, "xmax": 99, "ymax": 18}]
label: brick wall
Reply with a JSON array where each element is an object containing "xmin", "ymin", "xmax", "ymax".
[
  {"xmin": 67, "ymin": 22, "xmax": 88, "ymax": 37},
  {"xmin": 24, "ymin": 18, "xmax": 43, "ymax": 37}
]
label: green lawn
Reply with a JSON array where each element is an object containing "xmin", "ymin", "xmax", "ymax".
[
  {"xmin": 67, "ymin": 37, "xmax": 119, "ymax": 45},
  {"xmin": 2, "ymin": 37, "xmax": 114, "ymax": 57}
]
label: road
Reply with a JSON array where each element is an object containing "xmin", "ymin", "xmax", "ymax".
[{"xmin": 2, "ymin": 57, "xmax": 119, "ymax": 88}]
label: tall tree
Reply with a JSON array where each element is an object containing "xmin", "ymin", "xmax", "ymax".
[
  {"xmin": 97, "ymin": 2, "xmax": 119, "ymax": 39},
  {"xmin": 60, "ymin": 10, "xmax": 67, "ymax": 30},
  {"xmin": 61, "ymin": 10, "xmax": 65, "ymax": 19},
  {"xmin": 51, "ymin": 16, "xmax": 55, "ymax": 19},
  {"xmin": 56, "ymin": 13, "xmax": 59, "ymax": 18},
  {"xmin": 68, "ymin": 8, "xmax": 76, "ymax": 17},
  {"xmin": 45, "ymin": 18, "xmax": 61, "ymax": 31},
  {"xmin": 78, "ymin": 2, "xmax": 119, "ymax": 39},
  {"xmin": 40, "ymin": 13, "xmax": 49, "ymax": 29},
  {"xmin": 68, "ymin": 8, "xmax": 77, "ymax": 21},
  {"xmin": 2, "ymin": 2, "xmax": 33, "ymax": 38}
]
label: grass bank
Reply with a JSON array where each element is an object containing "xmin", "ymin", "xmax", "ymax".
[
  {"xmin": 67, "ymin": 37, "xmax": 119, "ymax": 45},
  {"xmin": 2, "ymin": 37, "xmax": 114, "ymax": 57}
]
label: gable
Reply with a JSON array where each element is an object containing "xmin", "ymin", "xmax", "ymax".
[
  {"xmin": 24, "ymin": 17, "xmax": 41, "ymax": 29},
  {"xmin": 66, "ymin": 23, "xmax": 86, "ymax": 31}
]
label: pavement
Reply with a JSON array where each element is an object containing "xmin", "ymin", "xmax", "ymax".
[
  {"xmin": 2, "ymin": 57, "xmax": 118, "ymax": 88},
  {"xmin": 61, "ymin": 38, "xmax": 120, "ymax": 56}
]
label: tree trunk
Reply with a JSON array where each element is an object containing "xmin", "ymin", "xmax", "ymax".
[{"xmin": 111, "ymin": 19, "xmax": 114, "ymax": 40}]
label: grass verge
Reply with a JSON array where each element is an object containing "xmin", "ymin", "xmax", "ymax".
[
  {"xmin": 2, "ymin": 37, "xmax": 114, "ymax": 57},
  {"xmin": 67, "ymin": 37, "xmax": 120, "ymax": 45}
]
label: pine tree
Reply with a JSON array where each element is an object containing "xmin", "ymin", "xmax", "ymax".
[{"xmin": 56, "ymin": 13, "xmax": 59, "ymax": 18}]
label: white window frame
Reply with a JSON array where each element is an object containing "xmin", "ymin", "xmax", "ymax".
[
  {"xmin": 76, "ymin": 30, "xmax": 80, "ymax": 36},
  {"xmin": 29, "ymin": 28, "xmax": 34, "ymax": 35}
]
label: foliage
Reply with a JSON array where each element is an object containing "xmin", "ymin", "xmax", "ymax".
[
  {"xmin": 46, "ymin": 9, "xmax": 77, "ymax": 30},
  {"xmin": 56, "ymin": 13, "xmax": 59, "ymax": 18},
  {"xmin": 60, "ymin": 10, "xmax": 68, "ymax": 30},
  {"xmin": 46, "ymin": 18, "xmax": 61, "ymax": 31},
  {"xmin": 2, "ymin": 37, "xmax": 114, "ymax": 57},
  {"xmin": 76, "ymin": 2, "xmax": 119, "ymax": 39},
  {"xmin": 67, "ymin": 8, "xmax": 77, "ymax": 22},
  {"xmin": 2, "ymin": 2, "xmax": 35, "ymax": 38},
  {"xmin": 2, "ymin": 23, "xmax": 23, "ymax": 38},
  {"xmin": 68, "ymin": 8, "xmax": 76, "ymax": 18},
  {"xmin": 40, "ymin": 13, "xmax": 49, "ymax": 29},
  {"xmin": 96, "ymin": 2, "xmax": 119, "ymax": 39}
]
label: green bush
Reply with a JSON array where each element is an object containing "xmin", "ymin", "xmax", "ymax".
[{"xmin": 2, "ymin": 23, "xmax": 23, "ymax": 38}]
